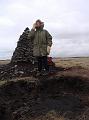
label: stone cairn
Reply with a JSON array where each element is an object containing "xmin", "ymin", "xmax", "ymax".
[
  {"xmin": 0, "ymin": 27, "xmax": 37, "ymax": 80},
  {"xmin": 11, "ymin": 27, "xmax": 33, "ymax": 63}
]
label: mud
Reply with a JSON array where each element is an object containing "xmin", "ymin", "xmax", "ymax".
[{"xmin": 0, "ymin": 76, "xmax": 89, "ymax": 120}]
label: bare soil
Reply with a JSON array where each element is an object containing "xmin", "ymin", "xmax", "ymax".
[{"xmin": 0, "ymin": 57, "xmax": 89, "ymax": 120}]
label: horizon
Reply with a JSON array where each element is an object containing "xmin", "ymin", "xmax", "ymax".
[{"xmin": 0, "ymin": 50, "xmax": 89, "ymax": 60}]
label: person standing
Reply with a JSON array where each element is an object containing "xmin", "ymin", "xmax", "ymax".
[{"xmin": 29, "ymin": 19, "xmax": 52, "ymax": 76}]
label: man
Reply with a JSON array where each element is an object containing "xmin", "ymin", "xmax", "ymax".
[{"xmin": 29, "ymin": 19, "xmax": 52, "ymax": 76}]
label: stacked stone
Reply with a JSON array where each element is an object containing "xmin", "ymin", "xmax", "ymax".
[
  {"xmin": 11, "ymin": 27, "xmax": 34, "ymax": 64},
  {"xmin": 0, "ymin": 27, "xmax": 36, "ymax": 80}
]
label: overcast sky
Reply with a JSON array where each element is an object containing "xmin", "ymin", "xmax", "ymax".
[{"xmin": 0, "ymin": 0, "xmax": 89, "ymax": 59}]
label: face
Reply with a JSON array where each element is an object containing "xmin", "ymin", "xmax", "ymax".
[{"xmin": 36, "ymin": 21, "xmax": 41, "ymax": 28}]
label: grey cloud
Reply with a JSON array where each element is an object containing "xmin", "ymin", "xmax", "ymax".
[{"xmin": 0, "ymin": 0, "xmax": 89, "ymax": 59}]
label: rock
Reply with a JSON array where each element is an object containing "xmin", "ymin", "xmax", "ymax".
[
  {"xmin": 11, "ymin": 27, "xmax": 34, "ymax": 63},
  {"xmin": 0, "ymin": 27, "xmax": 37, "ymax": 80}
]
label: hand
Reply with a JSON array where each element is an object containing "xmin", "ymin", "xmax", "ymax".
[
  {"xmin": 47, "ymin": 46, "xmax": 51, "ymax": 55},
  {"xmin": 32, "ymin": 23, "xmax": 36, "ymax": 30}
]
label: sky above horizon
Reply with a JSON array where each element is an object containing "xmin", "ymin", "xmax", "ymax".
[{"xmin": 0, "ymin": 0, "xmax": 89, "ymax": 59}]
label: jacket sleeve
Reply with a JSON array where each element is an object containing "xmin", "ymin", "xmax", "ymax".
[
  {"xmin": 28, "ymin": 29, "xmax": 35, "ymax": 39},
  {"xmin": 46, "ymin": 30, "xmax": 52, "ymax": 47}
]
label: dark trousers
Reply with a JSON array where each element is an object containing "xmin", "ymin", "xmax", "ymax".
[{"xmin": 37, "ymin": 56, "xmax": 49, "ymax": 72}]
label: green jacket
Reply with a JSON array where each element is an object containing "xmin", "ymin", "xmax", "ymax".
[{"xmin": 28, "ymin": 28, "xmax": 52, "ymax": 56}]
